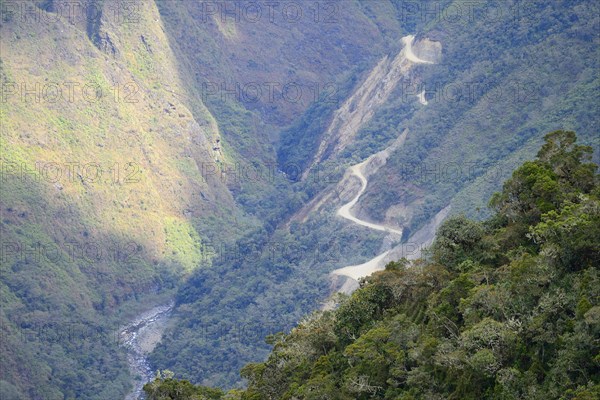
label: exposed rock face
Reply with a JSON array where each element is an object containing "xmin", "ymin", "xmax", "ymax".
[
  {"xmin": 412, "ymin": 38, "xmax": 443, "ymax": 64},
  {"xmin": 304, "ymin": 36, "xmax": 442, "ymax": 178}
]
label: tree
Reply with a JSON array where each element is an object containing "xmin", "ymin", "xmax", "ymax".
[{"xmin": 430, "ymin": 215, "xmax": 485, "ymax": 270}]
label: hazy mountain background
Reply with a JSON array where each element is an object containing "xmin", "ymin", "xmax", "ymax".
[{"xmin": 0, "ymin": 0, "xmax": 598, "ymax": 398}]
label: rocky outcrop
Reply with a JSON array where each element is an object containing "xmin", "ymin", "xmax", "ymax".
[{"xmin": 86, "ymin": 0, "xmax": 119, "ymax": 56}]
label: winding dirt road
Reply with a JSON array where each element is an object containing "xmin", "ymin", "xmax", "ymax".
[
  {"xmin": 331, "ymin": 153, "xmax": 402, "ymax": 283},
  {"xmin": 336, "ymin": 159, "xmax": 403, "ymax": 235},
  {"xmin": 330, "ymin": 35, "xmax": 435, "ymax": 284}
]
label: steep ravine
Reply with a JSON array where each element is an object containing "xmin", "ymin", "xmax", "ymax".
[{"xmin": 293, "ymin": 35, "xmax": 441, "ymax": 224}]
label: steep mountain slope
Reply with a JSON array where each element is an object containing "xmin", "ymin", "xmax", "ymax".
[
  {"xmin": 306, "ymin": 35, "xmax": 441, "ymax": 174},
  {"xmin": 0, "ymin": 1, "xmax": 245, "ymax": 398},
  {"xmin": 357, "ymin": 0, "xmax": 600, "ymax": 232},
  {"xmin": 149, "ymin": 29, "xmax": 432, "ymax": 389},
  {"xmin": 0, "ymin": 0, "xmax": 420, "ymax": 396},
  {"xmin": 156, "ymin": 0, "xmax": 403, "ymax": 126},
  {"xmin": 232, "ymin": 132, "xmax": 599, "ymax": 400},
  {"xmin": 153, "ymin": 0, "xmax": 412, "ymax": 225}
]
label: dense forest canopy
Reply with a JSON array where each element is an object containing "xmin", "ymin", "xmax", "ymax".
[{"xmin": 144, "ymin": 131, "xmax": 599, "ymax": 399}]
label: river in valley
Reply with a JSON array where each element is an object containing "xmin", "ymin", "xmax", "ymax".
[{"xmin": 120, "ymin": 302, "xmax": 174, "ymax": 400}]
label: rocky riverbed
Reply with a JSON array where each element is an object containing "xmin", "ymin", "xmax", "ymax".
[{"xmin": 120, "ymin": 302, "xmax": 174, "ymax": 400}]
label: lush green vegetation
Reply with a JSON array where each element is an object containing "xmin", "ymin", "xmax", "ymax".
[
  {"xmin": 2, "ymin": 0, "xmax": 599, "ymax": 397},
  {"xmin": 145, "ymin": 131, "xmax": 599, "ymax": 399},
  {"xmin": 144, "ymin": 371, "xmax": 227, "ymax": 400},
  {"xmin": 0, "ymin": 1, "xmax": 240, "ymax": 398}
]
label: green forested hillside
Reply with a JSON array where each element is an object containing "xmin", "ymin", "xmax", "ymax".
[
  {"xmin": 144, "ymin": 131, "xmax": 599, "ymax": 399},
  {"xmin": 153, "ymin": 0, "xmax": 600, "ymax": 390},
  {"xmin": 0, "ymin": 1, "xmax": 227, "ymax": 397},
  {"xmin": 0, "ymin": 0, "xmax": 412, "ymax": 396},
  {"xmin": 1, "ymin": 0, "xmax": 407, "ymax": 396}
]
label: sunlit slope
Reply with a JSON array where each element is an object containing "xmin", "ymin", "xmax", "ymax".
[{"xmin": 0, "ymin": 1, "xmax": 242, "ymax": 398}]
